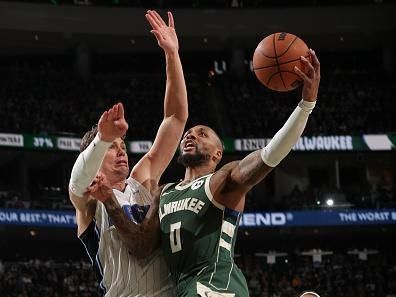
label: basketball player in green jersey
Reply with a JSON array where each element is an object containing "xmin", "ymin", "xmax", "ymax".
[
  {"xmin": 158, "ymin": 50, "xmax": 321, "ymax": 297},
  {"xmin": 92, "ymin": 49, "xmax": 321, "ymax": 296}
]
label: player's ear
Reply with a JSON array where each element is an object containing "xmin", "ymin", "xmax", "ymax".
[{"xmin": 213, "ymin": 149, "xmax": 222, "ymax": 164}]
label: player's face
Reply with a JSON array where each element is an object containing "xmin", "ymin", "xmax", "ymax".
[
  {"xmin": 101, "ymin": 138, "xmax": 129, "ymax": 179},
  {"xmin": 178, "ymin": 125, "xmax": 221, "ymax": 167}
]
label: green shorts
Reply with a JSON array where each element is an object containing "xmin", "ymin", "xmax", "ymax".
[{"xmin": 177, "ymin": 262, "xmax": 249, "ymax": 297}]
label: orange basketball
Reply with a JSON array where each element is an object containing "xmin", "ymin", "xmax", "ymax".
[
  {"xmin": 253, "ymin": 32, "xmax": 310, "ymax": 92},
  {"xmin": 300, "ymin": 291, "xmax": 320, "ymax": 297}
]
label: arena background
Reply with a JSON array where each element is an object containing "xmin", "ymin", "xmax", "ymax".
[{"xmin": 0, "ymin": 1, "xmax": 395, "ymax": 296}]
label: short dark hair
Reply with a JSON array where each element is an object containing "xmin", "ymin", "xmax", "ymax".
[
  {"xmin": 80, "ymin": 125, "xmax": 98, "ymax": 152},
  {"xmin": 210, "ymin": 128, "xmax": 224, "ymax": 153}
]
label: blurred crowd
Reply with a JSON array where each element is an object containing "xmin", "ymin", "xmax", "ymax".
[
  {"xmin": 0, "ymin": 251, "xmax": 395, "ymax": 297},
  {"xmin": 6, "ymin": 0, "xmax": 387, "ymax": 8},
  {"xmin": 0, "ymin": 259, "xmax": 97, "ymax": 297},
  {"xmin": 0, "ymin": 54, "xmax": 395, "ymax": 212},
  {"xmin": 217, "ymin": 65, "xmax": 396, "ymax": 138},
  {"xmin": 0, "ymin": 60, "xmax": 211, "ymax": 140},
  {"xmin": 1, "ymin": 174, "xmax": 394, "ymax": 211},
  {"xmin": 0, "ymin": 53, "xmax": 395, "ymax": 139},
  {"xmin": 242, "ymin": 181, "xmax": 396, "ymax": 212},
  {"xmin": 238, "ymin": 250, "xmax": 396, "ymax": 297}
]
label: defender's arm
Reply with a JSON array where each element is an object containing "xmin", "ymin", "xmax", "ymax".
[
  {"xmin": 103, "ymin": 193, "xmax": 160, "ymax": 259},
  {"xmin": 131, "ymin": 11, "xmax": 188, "ymax": 190},
  {"xmin": 87, "ymin": 173, "xmax": 161, "ymax": 259}
]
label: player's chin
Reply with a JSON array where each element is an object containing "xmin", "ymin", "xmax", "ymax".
[
  {"xmin": 114, "ymin": 166, "xmax": 129, "ymax": 178},
  {"xmin": 181, "ymin": 151, "xmax": 196, "ymax": 156}
]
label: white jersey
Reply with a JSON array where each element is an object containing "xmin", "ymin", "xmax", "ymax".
[{"xmin": 79, "ymin": 177, "xmax": 174, "ymax": 297}]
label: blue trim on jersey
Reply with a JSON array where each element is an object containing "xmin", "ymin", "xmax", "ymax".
[
  {"xmin": 96, "ymin": 253, "xmax": 106, "ymax": 294},
  {"xmin": 107, "ymin": 204, "xmax": 150, "ymax": 226},
  {"xmin": 94, "ymin": 222, "xmax": 100, "ymax": 239},
  {"xmin": 224, "ymin": 207, "xmax": 241, "ymax": 218},
  {"xmin": 80, "ymin": 234, "xmax": 94, "ymax": 265},
  {"xmin": 79, "ymin": 220, "xmax": 107, "ymax": 296},
  {"xmin": 93, "ymin": 221, "xmax": 107, "ymax": 296},
  {"xmin": 122, "ymin": 204, "xmax": 150, "ymax": 223}
]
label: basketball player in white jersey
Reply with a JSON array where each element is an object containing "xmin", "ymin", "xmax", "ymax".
[{"xmin": 69, "ymin": 10, "xmax": 187, "ymax": 297}]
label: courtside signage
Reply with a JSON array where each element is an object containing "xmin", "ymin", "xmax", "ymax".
[
  {"xmin": 1, "ymin": 209, "xmax": 395, "ymax": 228},
  {"xmin": 0, "ymin": 133, "xmax": 395, "ymax": 152},
  {"xmin": 57, "ymin": 137, "xmax": 81, "ymax": 151},
  {"xmin": 0, "ymin": 209, "xmax": 76, "ymax": 227},
  {"xmin": 236, "ymin": 136, "xmax": 353, "ymax": 151},
  {"xmin": 0, "ymin": 133, "xmax": 23, "ymax": 147},
  {"xmin": 129, "ymin": 141, "xmax": 153, "ymax": 153},
  {"xmin": 239, "ymin": 209, "xmax": 396, "ymax": 227},
  {"xmin": 233, "ymin": 134, "xmax": 396, "ymax": 152}
]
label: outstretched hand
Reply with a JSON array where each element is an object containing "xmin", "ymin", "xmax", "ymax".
[
  {"xmin": 294, "ymin": 49, "xmax": 320, "ymax": 102},
  {"xmin": 145, "ymin": 10, "xmax": 178, "ymax": 54},
  {"xmin": 85, "ymin": 172, "xmax": 113, "ymax": 202},
  {"xmin": 98, "ymin": 102, "xmax": 128, "ymax": 142}
]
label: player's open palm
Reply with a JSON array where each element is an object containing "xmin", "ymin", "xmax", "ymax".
[
  {"xmin": 98, "ymin": 102, "xmax": 128, "ymax": 142},
  {"xmin": 294, "ymin": 49, "xmax": 320, "ymax": 102},
  {"xmin": 145, "ymin": 10, "xmax": 178, "ymax": 54}
]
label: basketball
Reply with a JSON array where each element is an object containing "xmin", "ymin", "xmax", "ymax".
[
  {"xmin": 300, "ymin": 292, "xmax": 320, "ymax": 297},
  {"xmin": 253, "ymin": 32, "xmax": 310, "ymax": 92}
]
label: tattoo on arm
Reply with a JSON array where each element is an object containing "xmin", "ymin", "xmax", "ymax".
[
  {"xmin": 103, "ymin": 194, "xmax": 160, "ymax": 259},
  {"xmin": 231, "ymin": 150, "xmax": 273, "ymax": 190}
]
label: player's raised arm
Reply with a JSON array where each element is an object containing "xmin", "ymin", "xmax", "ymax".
[
  {"xmin": 131, "ymin": 10, "xmax": 188, "ymax": 190},
  {"xmin": 86, "ymin": 173, "xmax": 161, "ymax": 259},
  {"xmin": 215, "ymin": 50, "xmax": 320, "ymax": 195},
  {"xmin": 69, "ymin": 103, "xmax": 128, "ymax": 235}
]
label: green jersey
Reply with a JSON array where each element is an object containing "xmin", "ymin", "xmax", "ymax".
[{"xmin": 159, "ymin": 174, "xmax": 249, "ymax": 297}]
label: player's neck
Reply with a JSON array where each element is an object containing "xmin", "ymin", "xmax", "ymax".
[
  {"xmin": 108, "ymin": 175, "xmax": 127, "ymax": 192},
  {"xmin": 183, "ymin": 165, "xmax": 214, "ymax": 184},
  {"xmin": 112, "ymin": 180, "xmax": 127, "ymax": 192}
]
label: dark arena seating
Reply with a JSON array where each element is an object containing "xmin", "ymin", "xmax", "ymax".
[
  {"xmin": 1, "ymin": 245, "xmax": 395, "ymax": 297},
  {"xmin": 0, "ymin": 52, "xmax": 395, "ymax": 138},
  {"xmin": 0, "ymin": 1, "xmax": 396, "ymax": 297}
]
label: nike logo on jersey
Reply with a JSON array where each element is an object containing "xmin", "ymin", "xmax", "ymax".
[
  {"xmin": 196, "ymin": 282, "xmax": 235, "ymax": 297},
  {"xmin": 162, "ymin": 190, "xmax": 175, "ymax": 196},
  {"xmin": 159, "ymin": 198, "xmax": 205, "ymax": 221}
]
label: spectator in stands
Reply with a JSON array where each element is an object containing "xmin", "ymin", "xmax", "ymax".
[{"xmin": 1, "ymin": 53, "xmax": 395, "ymax": 138}]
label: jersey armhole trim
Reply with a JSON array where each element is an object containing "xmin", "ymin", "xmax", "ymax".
[
  {"xmin": 160, "ymin": 183, "xmax": 174, "ymax": 198},
  {"xmin": 205, "ymin": 174, "xmax": 225, "ymax": 210},
  {"xmin": 126, "ymin": 176, "xmax": 152, "ymax": 199}
]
